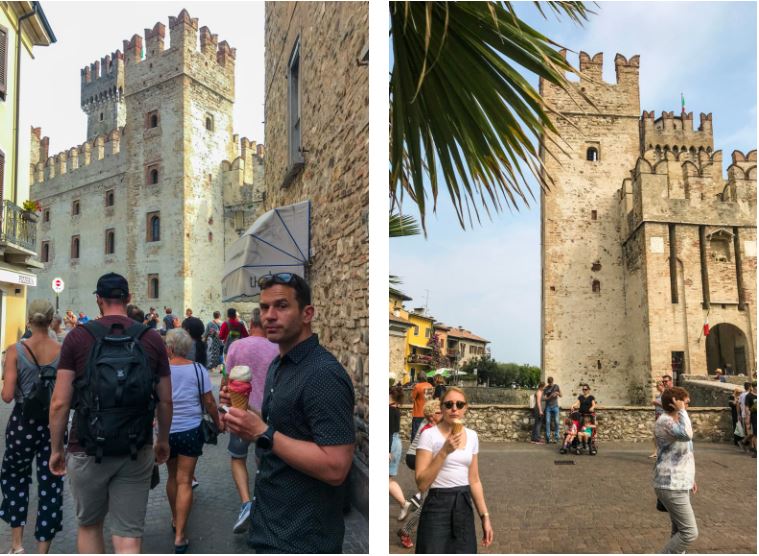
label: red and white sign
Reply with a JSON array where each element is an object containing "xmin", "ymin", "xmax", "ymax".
[{"xmin": 52, "ymin": 277, "xmax": 65, "ymax": 293}]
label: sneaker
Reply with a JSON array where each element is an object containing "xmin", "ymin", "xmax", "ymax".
[
  {"xmin": 191, "ymin": 478, "xmax": 199, "ymax": 489},
  {"xmin": 397, "ymin": 530, "xmax": 414, "ymax": 549},
  {"xmin": 398, "ymin": 500, "xmax": 412, "ymax": 521},
  {"xmin": 233, "ymin": 501, "xmax": 253, "ymax": 534}
]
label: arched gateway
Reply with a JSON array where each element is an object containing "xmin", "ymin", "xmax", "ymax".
[{"xmin": 706, "ymin": 323, "xmax": 749, "ymax": 375}]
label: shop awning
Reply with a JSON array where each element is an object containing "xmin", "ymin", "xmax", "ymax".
[{"xmin": 221, "ymin": 201, "xmax": 310, "ymax": 302}]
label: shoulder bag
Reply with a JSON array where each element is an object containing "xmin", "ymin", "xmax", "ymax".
[{"xmin": 194, "ymin": 362, "xmax": 219, "ymax": 445}]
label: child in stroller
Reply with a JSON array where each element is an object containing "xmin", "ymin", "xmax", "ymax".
[
  {"xmin": 559, "ymin": 413, "xmax": 579, "ymax": 454},
  {"xmin": 559, "ymin": 410, "xmax": 598, "ymax": 455}
]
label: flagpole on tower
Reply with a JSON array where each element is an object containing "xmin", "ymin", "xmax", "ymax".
[{"xmin": 681, "ymin": 92, "xmax": 686, "ymax": 116}]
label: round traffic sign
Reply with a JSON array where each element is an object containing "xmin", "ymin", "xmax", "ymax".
[{"xmin": 52, "ymin": 277, "xmax": 65, "ymax": 293}]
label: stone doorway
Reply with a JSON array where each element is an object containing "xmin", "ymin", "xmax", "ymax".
[{"xmin": 706, "ymin": 323, "xmax": 748, "ymax": 374}]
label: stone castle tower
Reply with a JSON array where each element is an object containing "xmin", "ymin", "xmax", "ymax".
[
  {"xmin": 541, "ymin": 52, "xmax": 756, "ymax": 406},
  {"xmin": 28, "ymin": 10, "xmax": 264, "ymax": 317}
]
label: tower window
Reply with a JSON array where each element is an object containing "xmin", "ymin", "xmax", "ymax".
[
  {"xmin": 145, "ymin": 110, "xmax": 159, "ymax": 129},
  {"xmin": 287, "ymin": 37, "xmax": 304, "ymax": 169},
  {"xmin": 148, "ymin": 274, "xmax": 159, "ymax": 299},
  {"xmin": 145, "ymin": 163, "xmax": 160, "ymax": 185},
  {"xmin": 72, "ymin": 200, "xmax": 80, "ymax": 215},
  {"xmin": 41, "ymin": 241, "xmax": 50, "ymax": 263},
  {"xmin": 586, "ymin": 147, "xmax": 599, "ymax": 161},
  {"xmin": 43, "ymin": 208, "xmax": 50, "ymax": 222},
  {"xmin": 105, "ymin": 229, "xmax": 115, "ymax": 254},
  {"xmin": 147, "ymin": 212, "xmax": 160, "ymax": 242},
  {"xmin": 99, "ymin": 112, "xmax": 104, "ymax": 122},
  {"xmin": 105, "ymin": 189, "xmax": 114, "ymax": 207},
  {"xmin": 71, "ymin": 235, "xmax": 80, "ymax": 259},
  {"xmin": 592, "ymin": 279, "xmax": 601, "ymax": 293},
  {"xmin": 205, "ymin": 115, "xmax": 214, "ymax": 131},
  {"xmin": 591, "ymin": 209, "xmax": 597, "ymax": 220}
]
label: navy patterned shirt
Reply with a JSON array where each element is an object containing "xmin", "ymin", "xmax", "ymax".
[{"xmin": 248, "ymin": 334, "xmax": 356, "ymax": 553}]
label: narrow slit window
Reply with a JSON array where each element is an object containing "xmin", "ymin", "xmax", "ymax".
[{"xmin": 586, "ymin": 147, "xmax": 599, "ymax": 161}]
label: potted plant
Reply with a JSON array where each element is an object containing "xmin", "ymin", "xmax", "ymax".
[{"xmin": 21, "ymin": 200, "xmax": 42, "ymax": 223}]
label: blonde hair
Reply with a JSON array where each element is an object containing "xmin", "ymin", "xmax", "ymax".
[
  {"xmin": 28, "ymin": 299, "xmax": 54, "ymax": 328},
  {"xmin": 439, "ymin": 386, "xmax": 467, "ymax": 404},
  {"xmin": 423, "ymin": 399, "xmax": 440, "ymax": 418}
]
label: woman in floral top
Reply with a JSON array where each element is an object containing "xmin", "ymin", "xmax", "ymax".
[{"xmin": 653, "ymin": 386, "xmax": 698, "ymax": 553}]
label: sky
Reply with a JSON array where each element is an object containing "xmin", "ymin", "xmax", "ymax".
[
  {"xmin": 390, "ymin": 1, "xmax": 757, "ymax": 366},
  {"xmin": 19, "ymin": 1, "xmax": 266, "ymax": 156}
]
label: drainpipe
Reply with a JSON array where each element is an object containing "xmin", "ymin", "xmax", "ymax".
[{"xmin": 12, "ymin": 4, "xmax": 40, "ymax": 205}]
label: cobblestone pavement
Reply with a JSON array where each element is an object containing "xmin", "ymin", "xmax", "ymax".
[
  {"xmin": 0, "ymin": 372, "xmax": 368, "ymax": 553},
  {"xmin": 390, "ymin": 439, "xmax": 756, "ymax": 553}
]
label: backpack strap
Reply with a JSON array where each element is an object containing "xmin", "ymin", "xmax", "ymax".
[
  {"xmin": 82, "ymin": 321, "xmax": 109, "ymax": 342},
  {"xmin": 19, "ymin": 342, "xmax": 41, "ymax": 369},
  {"xmin": 124, "ymin": 323, "xmax": 149, "ymax": 340}
]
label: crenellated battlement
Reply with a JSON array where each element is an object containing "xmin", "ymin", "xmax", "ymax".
[
  {"xmin": 81, "ymin": 50, "xmax": 124, "ymax": 108},
  {"xmin": 30, "ymin": 127, "xmax": 126, "ymax": 187},
  {"xmin": 640, "ymin": 110, "xmax": 714, "ymax": 154},
  {"xmin": 539, "ymin": 50, "xmax": 640, "ymax": 117}
]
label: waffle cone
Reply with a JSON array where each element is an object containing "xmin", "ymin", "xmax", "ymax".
[
  {"xmin": 452, "ymin": 420, "xmax": 464, "ymax": 435},
  {"xmin": 230, "ymin": 391, "xmax": 249, "ymax": 410}
]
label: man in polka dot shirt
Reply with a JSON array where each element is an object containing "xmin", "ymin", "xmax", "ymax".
[{"xmin": 222, "ymin": 273, "xmax": 355, "ymax": 553}]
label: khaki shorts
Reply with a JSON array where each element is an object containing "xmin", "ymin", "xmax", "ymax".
[{"xmin": 67, "ymin": 445, "xmax": 154, "ymax": 537}]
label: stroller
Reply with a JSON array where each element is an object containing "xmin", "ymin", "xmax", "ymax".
[{"xmin": 559, "ymin": 409, "xmax": 598, "ymax": 455}]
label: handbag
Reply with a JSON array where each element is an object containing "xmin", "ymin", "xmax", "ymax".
[
  {"xmin": 735, "ymin": 420, "xmax": 746, "ymax": 438},
  {"xmin": 656, "ymin": 498, "xmax": 668, "ymax": 512},
  {"xmin": 194, "ymin": 363, "xmax": 219, "ymax": 445}
]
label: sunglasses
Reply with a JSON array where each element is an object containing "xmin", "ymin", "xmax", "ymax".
[
  {"xmin": 258, "ymin": 272, "xmax": 298, "ymax": 289},
  {"xmin": 582, "ymin": 388, "xmax": 589, "ymax": 391},
  {"xmin": 443, "ymin": 400, "xmax": 467, "ymax": 410}
]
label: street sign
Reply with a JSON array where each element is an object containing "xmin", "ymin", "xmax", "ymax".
[{"xmin": 52, "ymin": 277, "xmax": 65, "ymax": 293}]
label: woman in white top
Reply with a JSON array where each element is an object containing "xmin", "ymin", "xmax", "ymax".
[
  {"xmin": 415, "ymin": 387, "xmax": 493, "ymax": 553},
  {"xmin": 164, "ymin": 329, "xmax": 222, "ymax": 553}
]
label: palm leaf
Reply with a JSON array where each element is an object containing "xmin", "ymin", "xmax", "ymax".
[{"xmin": 390, "ymin": 1, "xmax": 594, "ymax": 232}]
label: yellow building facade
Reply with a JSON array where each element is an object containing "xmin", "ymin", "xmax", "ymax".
[{"xmin": 0, "ymin": 2, "xmax": 55, "ymax": 351}]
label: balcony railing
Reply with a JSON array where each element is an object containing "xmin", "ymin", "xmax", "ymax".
[
  {"xmin": 1, "ymin": 200, "xmax": 37, "ymax": 252},
  {"xmin": 407, "ymin": 353, "xmax": 432, "ymax": 365}
]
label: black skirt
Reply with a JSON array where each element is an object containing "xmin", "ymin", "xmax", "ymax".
[{"xmin": 416, "ymin": 485, "xmax": 477, "ymax": 554}]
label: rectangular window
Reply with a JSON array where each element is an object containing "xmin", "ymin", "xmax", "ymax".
[
  {"xmin": 0, "ymin": 25, "xmax": 7, "ymax": 101},
  {"xmin": 148, "ymin": 274, "xmax": 159, "ymax": 299},
  {"xmin": 145, "ymin": 110, "xmax": 159, "ymax": 129},
  {"xmin": 105, "ymin": 189, "xmax": 114, "ymax": 207},
  {"xmin": 72, "ymin": 200, "xmax": 80, "ymax": 215},
  {"xmin": 71, "ymin": 235, "xmax": 80, "ymax": 260},
  {"xmin": 413, "ymin": 325, "xmax": 419, "ymax": 336},
  {"xmin": 105, "ymin": 229, "xmax": 115, "ymax": 254},
  {"xmin": 43, "ymin": 208, "xmax": 50, "ymax": 222},
  {"xmin": 288, "ymin": 38, "xmax": 303, "ymax": 168},
  {"xmin": 41, "ymin": 241, "xmax": 50, "ymax": 263},
  {"xmin": 591, "ymin": 209, "xmax": 597, "ymax": 220},
  {"xmin": 425, "ymin": 328, "xmax": 432, "ymax": 338}
]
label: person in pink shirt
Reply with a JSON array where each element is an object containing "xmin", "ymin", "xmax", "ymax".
[{"xmin": 223, "ymin": 308, "xmax": 278, "ymax": 534}]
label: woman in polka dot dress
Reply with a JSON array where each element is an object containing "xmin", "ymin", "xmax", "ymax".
[{"xmin": 0, "ymin": 300, "xmax": 65, "ymax": 554}]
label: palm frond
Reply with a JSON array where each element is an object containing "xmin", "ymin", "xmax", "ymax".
[{"xmin": 390, "ymin": 1, "xmax": 594, "ymax": 232}]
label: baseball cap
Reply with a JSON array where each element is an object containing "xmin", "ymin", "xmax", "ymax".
[{"xmin": 94, "ymin": 272, "xmax": 130, "ymax": 299}]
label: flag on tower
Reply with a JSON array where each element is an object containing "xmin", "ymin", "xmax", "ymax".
[
  {"xmin": 681, "ymin": 92, "xmax": 686, "ymax": 114},
  {"xmin": 703, "ymin": 316, "xmax": 710, "ymax": 337}
]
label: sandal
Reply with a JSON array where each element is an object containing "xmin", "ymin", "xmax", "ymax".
[{"xmin": 174, "ymin": 540, "xmax": 189, "ymax": 554}]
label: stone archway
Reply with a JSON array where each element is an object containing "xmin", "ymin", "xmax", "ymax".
[{"xmin": 706, "ymin": 323, "xmax": 748, "ymax": 375}]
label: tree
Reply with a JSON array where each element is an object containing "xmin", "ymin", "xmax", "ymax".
[
  {"xmin": 390, "ymin": 1, "xmax": 594, "ymax": 232},
  {"xmin": 461, "ymin": 355, "xmax": 499, "ymax": 384},
  {"xmin": 428, "ymin": 332, "xmax": 448, "ymax": 369}
]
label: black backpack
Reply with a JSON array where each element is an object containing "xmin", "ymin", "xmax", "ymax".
[
  {"xmin": 19, "ymin": 343, "xmax": 57, "ymax": 424},
  {"xmin": 75, "ymin": 321, "xmax": 157, "ymax": 463}
]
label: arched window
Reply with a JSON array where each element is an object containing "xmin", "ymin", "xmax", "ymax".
[
  {"xmin": 71, "ymin": 236, "xmax": 80, "ymax": 259},
  {"xmin": 148, "ymin": 274, "xmax": 159, "ymax": 299},
  {"xmin": 150, "ymin": 168, "xmax": 159, "ymax": 184},
  {"xmin": 105, "ymin": 229, "xmax": 115, "ymax": 254},
  {"xmin": 150, "ymin": 215, "xmax": 160, "ymax": 242},
  {"xmin": 586, "ymin": 147, "xmax": 599, "ymax": 162},
  {"xmin": 41, "ymin": 241, "xmax": 50, "ymax": 263},
  {"xmin": 592, "ymin": 279, "xmax": 601, "ymax": 293},
  {"xmin": 150, "ymin": 114, "xmax": 158, "ymax": 128},
  {"xmin": 205, "ymin": 116, "xmax": 214, "ymax": 131}
]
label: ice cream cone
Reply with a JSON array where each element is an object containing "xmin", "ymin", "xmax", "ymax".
[
  {"xmin": 452, "ymin": 419, "xmax": 464, "ymax": 435},
  {"xmin": 230, "ymin": 391, "xmax": 249, "ymax": 410}
]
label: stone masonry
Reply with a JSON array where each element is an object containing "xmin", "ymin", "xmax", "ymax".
[
  {"xmin": 264, "ymin": 2, "xmax": 369, "ymax": 515},
  {"xmin": 27, "ymin": 9, "xmax": 265, "ymax": 318},
  {"xmin": 541, "ymin": 52, "xmax": 756, "ymax": 406}
]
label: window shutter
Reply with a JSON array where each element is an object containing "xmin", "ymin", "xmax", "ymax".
[
  {"xmin": 0, "ymin": 26, "xmax": 7, "ymax": 98},
  {"xmin": 0, "ymin": 150, "xmax": 5, "ymax": 204}
]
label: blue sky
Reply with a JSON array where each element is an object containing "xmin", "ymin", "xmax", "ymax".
[{"xmin": 390, "ymin": 1, "xmax": 757, "ymax": 365}]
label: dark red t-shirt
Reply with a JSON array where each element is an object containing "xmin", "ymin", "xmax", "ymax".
[{"xmin": 58, "ymin": 315, "xmax": 171, "ymax": 453}]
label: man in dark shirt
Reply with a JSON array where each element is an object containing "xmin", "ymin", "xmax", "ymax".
[
  {"xmin": 222, "ymin": 273, "xmax": 355, "ymax": 553},
  {"xmin": 48, "ymin": 273, "xmax": 172, "ymax": 553}
]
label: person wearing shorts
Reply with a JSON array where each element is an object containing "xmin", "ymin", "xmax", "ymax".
[
  {"xmin": 223, "ymin": 309, "xmax": 278, "ymax": 534},
  {"xmin": 164, "ymin": 329, "xmax": 221, "ymax": 553},
  {"xmin": 48, "ymin": 273, "xmax": 172, "ymax": 554}
]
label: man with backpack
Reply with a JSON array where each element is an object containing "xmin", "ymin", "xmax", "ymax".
[
  {"xmin": 48, "ymin": 273, "xmax": 173, "ymax": 553},
  {"xmin": 219, "ymin": 308, "xmax": 249, "ymax": 355}
]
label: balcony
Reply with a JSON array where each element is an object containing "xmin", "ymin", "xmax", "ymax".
[
  {"xmin": 0, "ymin": 200, "xmax": 38, "ymax": 255},
  {"xmin": 407, "ymin": 353, "xmax": 432, "ymax": 365}
]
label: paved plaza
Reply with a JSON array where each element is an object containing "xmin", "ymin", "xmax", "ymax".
[
  {"xmin": 390, "ymin": 439, "xmax": 756, "ymax": 553},
  {"xmin": 0, "ymin": 373, "xmax": 368, "ymax": 554}
]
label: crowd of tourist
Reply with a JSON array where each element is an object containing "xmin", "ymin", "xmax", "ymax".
[{"xmin": 0, "ymin": 271, "xmax": 355, "ymax": 554}]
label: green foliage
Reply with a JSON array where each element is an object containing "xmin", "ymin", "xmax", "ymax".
[
  {"xmin": 390, "ymin": 1, "xmax": 594, "ymax": 232},
  {"xmin": 461, "ymin": 355, "xmax": 540, "ymax": 388}
]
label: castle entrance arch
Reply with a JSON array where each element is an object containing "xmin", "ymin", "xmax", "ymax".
[{"xmin": 705, "ymin": 323, "xmax": 748, "ymax": 375}]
